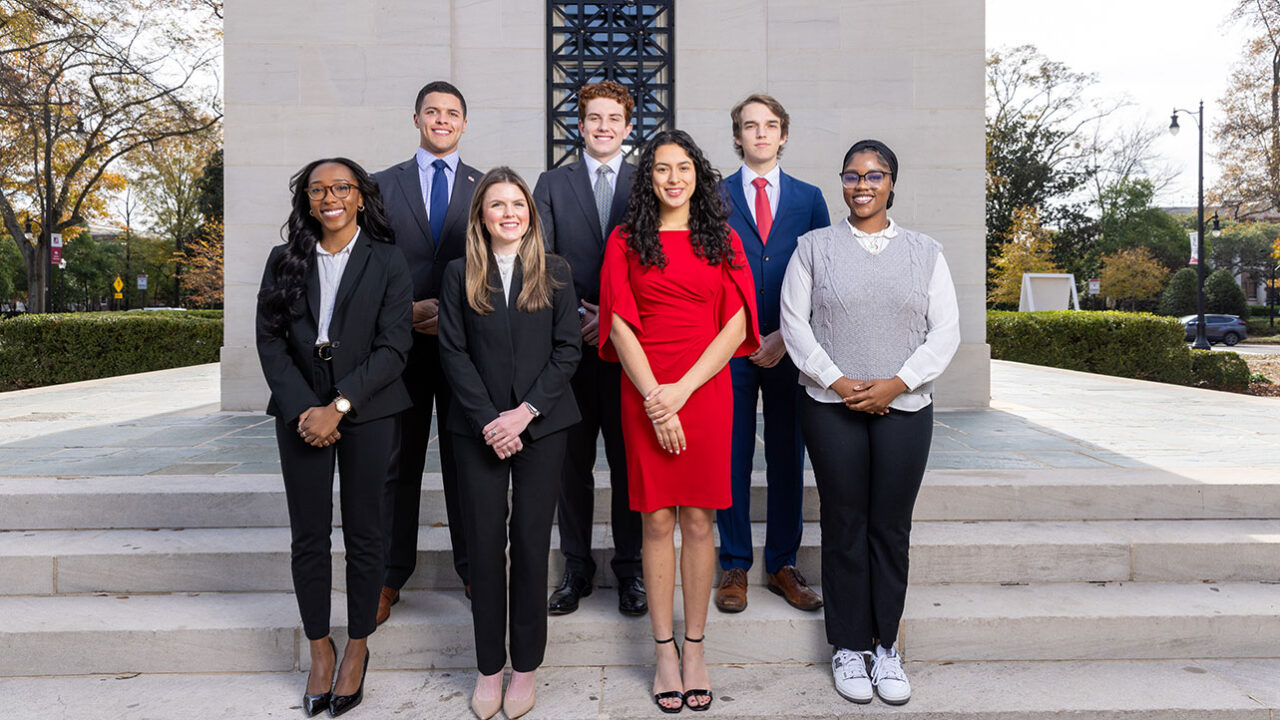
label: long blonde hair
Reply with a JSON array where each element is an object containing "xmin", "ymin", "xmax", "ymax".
[{"xmin": 464, "ymin": 167, "xmax": 561, "ymax": 314}]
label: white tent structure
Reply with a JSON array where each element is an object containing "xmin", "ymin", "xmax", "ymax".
[{"xmin": 1019, "ymin": 273, "xmax": 1080, "ymax": 311}]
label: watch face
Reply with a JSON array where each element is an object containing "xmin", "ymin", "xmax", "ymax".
[{"xmin": 336, "ymin": 397, "xmax": 351, "ymax": 413}]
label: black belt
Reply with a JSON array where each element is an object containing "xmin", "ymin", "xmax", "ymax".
[{"xmin": 314, "ymin": 343, "xmax": 333, "ymax": 361}]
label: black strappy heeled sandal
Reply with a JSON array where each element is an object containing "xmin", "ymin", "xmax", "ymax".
[
  {"xmin": 681, "ymin": 635, "xmax": 713, "ymax": 712},
  {"xmin": 653, "ymin": 636, "xmax": 684, "ymax": 714}
]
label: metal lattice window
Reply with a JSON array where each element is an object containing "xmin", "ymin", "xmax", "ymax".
[{"xmin": 546, "ymin": 1, "xmax": 675, "ymax": 169}]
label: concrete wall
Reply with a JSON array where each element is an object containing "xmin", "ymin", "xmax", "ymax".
[{"xmin": 223, "ymin": 0, "xmax": 988, "ymax": 410}]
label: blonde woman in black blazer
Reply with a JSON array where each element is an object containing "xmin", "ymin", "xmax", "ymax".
[
  {"xmin": 256, "ymin": 157, "xmax": 413, "ymax": 717},
  {"xmin": 438, "ymin": 166, "xmax": 582, "ymax": 720}
]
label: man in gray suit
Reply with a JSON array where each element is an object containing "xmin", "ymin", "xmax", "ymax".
[
  {"xmin": 533, "ymin": 80, "xmax": 646, "ymax": 617},
  {"xmin": 373, "ymin": 80, "xmax": 481, "ymax": 623}
]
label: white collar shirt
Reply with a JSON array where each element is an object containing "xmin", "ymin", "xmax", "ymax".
[
  {"xmin": 583, "ymin": 152, "xmax": 623, "ymax": 193},
  {"xmin": 741, "ymin": 164, "xmax": 782, "ymax": 226},
  {"xmin": 846, "ymin": 216, "xmax": 900, "ymax": 255},
  {"xmin": 314, "ymin": 228, "xmax": 359, "ymax": 345},
  {"xmin": 416, "ymin": 148, "xmax": 459, "ymax": 213}
]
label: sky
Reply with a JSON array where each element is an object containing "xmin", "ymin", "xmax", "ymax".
[{"xmin": 986, "ymin": 0, "xmax": 1257, "ymax": 208}]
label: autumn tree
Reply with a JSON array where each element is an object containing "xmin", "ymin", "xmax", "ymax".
[
  {"xmin": 988, "ymin": 206, "xmax": 1063, "ymax": 306},
  {"xmin": 1099, "ymin": 247, "xmax": 1168, "ymax": 311},
  {"xmin": 1213, "ymin": 0, "xmax": 1280, "ymax": 217},
  {"xmin": 182, "ymin": 219, "xmax": 221, "ymax": 308},
  {"xmin": 0, "ymin": 0, "xmax": 221, "ymax": 312}
]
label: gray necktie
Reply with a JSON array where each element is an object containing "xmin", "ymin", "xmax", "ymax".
[{"xmin": 594, "ymin": 164, "xmax": 614, "ymax": 238}]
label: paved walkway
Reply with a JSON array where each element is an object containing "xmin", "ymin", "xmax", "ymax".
[{"xmin": 0, "ymin": 360, "xmax": 1274, "ymax": 477}]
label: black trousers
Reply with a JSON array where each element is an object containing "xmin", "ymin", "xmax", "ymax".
[
  {"xmin": 456, "ymin": 428, "xmax": 567, "ymax": 675},
  {"xmin": 556, "ymin": 351, "xmax": 641, "ymax": 582},
  {"xmin": 384, "ymin": 338, "xmax": 467, "ymax": 588},
  {"xmin": 800, "ymin": 396, "xmax": 932, "ymax": 651},
  {"xmin": 275, "ymin": 358, "xmax": 397, "ymax": 641}
]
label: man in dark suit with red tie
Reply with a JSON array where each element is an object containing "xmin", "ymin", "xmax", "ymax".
[
  {"xmin": 532, "ymin": 81, "xmax": 646, "ymax": 617},
  {"xmin": 373, "ymin": 80, "xmax": 481, "ymax": 622},
  {"xmin": 715, "ymin": 93, "xmax": 830, "ymax": 615}
]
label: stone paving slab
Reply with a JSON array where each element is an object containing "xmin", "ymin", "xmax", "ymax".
[{"xmin": 0, "ymin": 661, "xmax": 1274, "ymax": 719}]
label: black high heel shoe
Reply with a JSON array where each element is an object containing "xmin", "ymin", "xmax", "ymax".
[
  {"xmin": 328, "ymin": 648, "xmax": 369, "ymax": 717},
  {"xmin": 681, "ymin": 635, "xmax": 713, "ymax": 712},
  {"xmin": 653, "ymin": 636, "xmax": 683, "ymax": 714},
  {"xmin": 303, "ymin": 637, "xmax": 337, "ymax": 717}
]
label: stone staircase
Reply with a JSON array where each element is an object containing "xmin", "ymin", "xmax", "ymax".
[{"xmin": 4, "ymin": 460, "xmax": 1280, "ymax": 717}]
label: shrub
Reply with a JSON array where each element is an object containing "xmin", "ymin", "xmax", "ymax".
[
  {"xmin": 1204, "ymin": 268, "xmax": 1248, "ymax": 317},
  {"xmin": 0, "ymin": 311, "xmax": 221, "ymax": 390},
  {"xmin": 987, "ymin": 310, "xmax": 1193, "ymax": 384},
  {"xmin": 1190, "ymin": 350, "xmax": 1250, "ymax": 392},
  {"xmin": 1159, "ymin": 267, "xmax": 1198, "ymax": 316}
]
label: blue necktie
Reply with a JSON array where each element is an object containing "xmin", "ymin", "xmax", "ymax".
[{"xmin": 429, "ymin": 159, "xmax": 448, "ymax": 242}]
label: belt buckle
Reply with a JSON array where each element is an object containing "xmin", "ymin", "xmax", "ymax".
[{"xmin": 315, "ymin": 343, "xmax": 333, "ymax": 361}]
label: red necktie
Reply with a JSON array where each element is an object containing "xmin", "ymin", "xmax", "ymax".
[{"xmin": 752, "ymin": 176, "xmax": 772, "ymax": 245}]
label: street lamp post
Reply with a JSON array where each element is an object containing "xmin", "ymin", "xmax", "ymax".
[{"xmin": 1169, "ymin": 101, "xmax": 1211, "ymax": 350}]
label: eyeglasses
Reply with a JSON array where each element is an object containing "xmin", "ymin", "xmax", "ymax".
[
  {"xmin": 306, "ymin": 183, "xmax": 355, "ymax": 201},
  {"xmin": 839, "ymin": 171, "xmax": 891, "ymax": 188}
]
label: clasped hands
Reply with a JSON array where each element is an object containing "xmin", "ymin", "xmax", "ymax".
[
  {"xmin": 830, "ymin": 376, "xmax": 908, "ymax": 415},
  {"xmin": 644, "ymin": 382, "xmax": 690, "ymax": 455},
  {"xmin": 481, "ymin": 403, "xmax": 536, "ymax": 460},
  {"xmin": 297, "ymin": 405, "xmax": 342, "ymax": 447}
]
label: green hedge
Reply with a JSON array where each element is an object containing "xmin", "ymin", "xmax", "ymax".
[
  {"xmin": 1190, "ymin": 350, "xmax": 1250, "ymax": 392},
  {"xmin": 988, "ymin": 311, "xmax": 1193, "ymax": 385},
  {"xmin": 0, "ymin": 312, "xmax": 222, "ymax": 390}
]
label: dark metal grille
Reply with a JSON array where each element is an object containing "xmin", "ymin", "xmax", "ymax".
[{"xmin": 546, "ymin": 1, "xmax": 675, "ymax": 168}]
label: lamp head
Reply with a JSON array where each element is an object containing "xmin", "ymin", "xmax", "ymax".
[{"xmin": 1169, "ymin": 112, "xmax": 1180, "ymax": 136}]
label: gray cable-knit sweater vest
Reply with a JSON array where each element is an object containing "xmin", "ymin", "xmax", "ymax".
[{"xmin": 796, "ymin": 223, "xmax": 940, "ymax": 398}]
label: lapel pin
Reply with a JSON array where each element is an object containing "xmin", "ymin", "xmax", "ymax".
[{"xmin": 468, "ymin": 175, "xmax": 475, "ymax": 182}]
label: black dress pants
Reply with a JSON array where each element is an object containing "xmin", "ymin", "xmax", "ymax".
[
  {"xmin": 276, "ymin": 358, "xmax": 397, "ymax": 641},
  {"xmin": 456, "ymin": 428, "xmax": 567, "ymax": 675},
  {"xmin": 800, "ymin": 396, "xmax": 933, "ymax": 651},
  {"xmin": 384, "ymin": 337, "xmax": 468, "ymax": 589},
  {"xmin": 556, "ymin": 351, "xmax": 641, "ymax": 582}
]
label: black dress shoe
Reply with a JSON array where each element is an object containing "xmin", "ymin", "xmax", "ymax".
[
  {"xmin": 303, "ymin": 637, "xmax": 336, "ymax": 717},
  {"xmin": 617, "ymin": 576, "xmax": 648, "ymax": 617},
  {"xmin": 547, "ymin": 571, "xmax": 592, "ymax": 615},
  {"xmin": 328, "ymin": 650, "xmax": 368, "ymax": 717}
]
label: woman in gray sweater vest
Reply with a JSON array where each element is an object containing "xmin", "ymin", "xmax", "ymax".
[{"xmin": 779, "ymin": 139, "xmax": 959, "ymax": 706}]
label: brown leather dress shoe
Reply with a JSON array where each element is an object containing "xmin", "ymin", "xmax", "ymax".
[
  {"xmin": 766, "ymin": 566, "xmax": 823, "ymax": 611},
  {"xmin": 375, "ymin": 585, "xmax": 399, "ymax": 626},
  {"xmin": 714, "ymin": 568, "xmax": 748, "ymax": 613}
]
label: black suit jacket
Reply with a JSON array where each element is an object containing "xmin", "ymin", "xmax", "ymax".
[
  {"xmin": 437, "ymin": 255, "xmax": 582, "ymax": 440},
  {"xmin": 256, "ymin": 234, "xmax": 414, "ymax": 424},
  {"xmin": 532, "ymin": 159, "xmax": 635, "ymax": 305}
]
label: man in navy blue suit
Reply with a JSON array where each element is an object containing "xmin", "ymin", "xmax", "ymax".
[{"xmin": 715, "ymin": 93, "xmax": 830, "ymax": 614}]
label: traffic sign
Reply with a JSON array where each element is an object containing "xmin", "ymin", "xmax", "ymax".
[
  {"xmin": 137, "ymin": 274, "xmax": 147, "ymax": 290},
  {"xmin": 113, "ymin": 276, "xmax": 124, "ymax": 293}
]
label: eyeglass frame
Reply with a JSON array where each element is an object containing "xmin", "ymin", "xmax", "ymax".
[
  {"xmin": 306, "ymin": 182, "xmax": 356, "ymax": 201},
  {"xmin": 838, "ymin": 170, "xmax": 893, "ymax": 188}
]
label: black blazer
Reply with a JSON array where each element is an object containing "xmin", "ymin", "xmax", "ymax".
[
  {"xmin": 372, "ymin": 156, "xmax": 481, "ymax": 302},
  {"xmin": 255, "ymin": 234, "xmax": 414, "ymax": 424},
  {"xmin": 532, "ymin": 159, "xmax": 635, "ymax": 305},
  {"xmin": 437, "ymin": 255, "xmax": 582, "ymax": 440}
]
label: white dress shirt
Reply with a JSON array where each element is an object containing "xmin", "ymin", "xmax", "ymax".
[
  {"xmin": 416, "ymin": 148, "xmax": 459, "ymax": 211},
  {"xmin": 494, "ymin": 251, "xmax": 517, "ymax": 302},
  {"xmin": 740, "ymin": 163, "xmax": 781, "ymax": 226},
  {"xmin": 583, "ymin": 151, "xmax": 623, "ymax": 193},
  {"xmin": 779, "ymin": 218, "xmax": 961, "ymax": 411},
  {"xmin": 315, "ymin": 228, "xmax": 360, "ymax": 345}
]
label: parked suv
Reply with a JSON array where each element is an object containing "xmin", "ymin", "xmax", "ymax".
[{"xmin": 1180, "ymin": 314, "xmax": 1248, "ymax": 346}]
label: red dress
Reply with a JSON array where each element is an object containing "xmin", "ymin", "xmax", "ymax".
[{"xmin": 598, "ymin": 228, "xmax": 759, "ymax": 512}]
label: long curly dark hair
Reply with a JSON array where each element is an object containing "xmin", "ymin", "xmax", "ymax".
[
  {"xmin": 258, "ymin": 157, "xmax": 394, "ymax": 332},
  {"xmin": 619, "ymin": 129, "xmax": 733, "ymax": 269}
]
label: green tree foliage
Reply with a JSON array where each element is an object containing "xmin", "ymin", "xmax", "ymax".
[
  {"xmin": 1205, "ymin": 268, "xmax": 1249, "ymax": 317},
  {"xmin": 0, "ymin": 234, "xmax": 25, "ymax": 303},
  {"xmin": 1160, "ymin": 267, "xmax": 1200, "ymax": 316},
  {"xmin": 196, "ymin": 149, "xmax": 223, "ymax": 224},
  {"xmin": 1210, "ymin": 222, "xmax": 1279, "ymax": 282},
  {"xmin": 1097, "ymin": 178, "xmax": 1190, "ymax": 271},
  {"xmin": 60, "ymin": 229, "xmax": 122, "ymax": 308}
]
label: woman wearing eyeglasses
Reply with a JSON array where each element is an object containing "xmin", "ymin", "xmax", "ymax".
[
  {"xmin": 779, "ymin": 140, "xmax": 959, "ymax": 707},
  {"xmin": 257, "ymin": 157, "xmax": 413, "ymax": 717}
]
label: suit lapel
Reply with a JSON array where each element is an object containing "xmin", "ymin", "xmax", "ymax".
[
  {"xmin": 725, "ymin": 171, "xmax": 761, "ymax": 243},
  {"xmin": 774, "ymin": 171, "xmax": 793, "ymax": 227},
  {"xmin": 306, "ymin": 257, "xmax": 321, "ymax": 328},
  {"xmin": 568, "ymin": 161, "xmax": 604, "ymax": 245},
  {"xmin": 329, "ymin": 234, "xmax": 373, "ymax": 332},
  {"xmin": 607, "ymin": 162, "xmax": 635, "ymax": 240},
  {"xmin": 395, "ymin": 159, "xmax": 432, "ymax": 246},
  {"xmin": 440, "ymin": 162, "xmax": 479, "ymax": 252}
]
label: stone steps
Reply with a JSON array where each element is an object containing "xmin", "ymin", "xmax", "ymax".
[
  {"xmin": 5, "ymin": 582, "xmax": 1280, "ymax": 676},
  {"xmin": 4, "ymin": 466, "xmax": 1279, "ymax": 530},
  {"xmin": 3, "ymin": 660, "xmax": 1278, "ymax": 719},
  {"xmin": 5, "ymin": 519, "xmax": 1280, "ymax": 596}
]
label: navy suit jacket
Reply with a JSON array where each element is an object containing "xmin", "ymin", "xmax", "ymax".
[
  {"xmin": 533, "ymin": 158, "xmax": 635, "ymax": 305},
  {"xmin": 722, "ymin": 170, "xmax": 830, "ymax": 336}
]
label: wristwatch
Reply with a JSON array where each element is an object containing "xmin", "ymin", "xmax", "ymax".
[
  {"xmin": 334, "ymin": 395, "xmax": 352, "ymax": 415},
  {"xmin": 523, "ymin": 401, "xmax": 541, "ymax": 417}
]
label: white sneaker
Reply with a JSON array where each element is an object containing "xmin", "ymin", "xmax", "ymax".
[
  {"xmin": 871, "ymin": 644, "xmax": 911, "ymax": 705},
  {"xmin": 831, "ymin": 648, "xmax": 872, "ymax": 703}
]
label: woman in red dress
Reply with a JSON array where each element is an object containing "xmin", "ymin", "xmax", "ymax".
[{"xmin": 599, "ymin": 129, "xmax": 759, "ymax": 713}]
